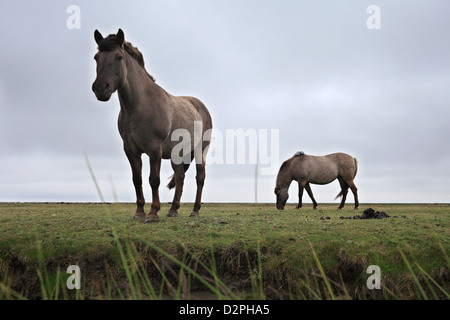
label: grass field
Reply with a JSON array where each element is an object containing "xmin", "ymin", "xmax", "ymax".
[{"xmin": 0, "ymin": 202, "xmax": 448, "ymax": 300}]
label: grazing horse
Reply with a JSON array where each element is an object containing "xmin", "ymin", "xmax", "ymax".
[
  {"xmin": 275, "ymin": 152, "xmax": 359, "ymax": 210},
  {"xmin": 92, "ymin": 29, "xmax": 212, "ymax": 223}
]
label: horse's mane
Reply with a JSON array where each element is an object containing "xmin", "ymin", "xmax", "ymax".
[
  {"xmin": 279, "ymin": 151, "xmax": 304, "ymax": 172},
  {"xmin": 279, "ymin": 160, "xmax": 289, "ymax": 172},
  {"xmin": 97, "ymin": 34, "xmax": 156, "ymax": 82}
]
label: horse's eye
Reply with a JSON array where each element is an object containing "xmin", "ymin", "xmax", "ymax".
[{"xmin": 116, "ymin": 55, "xmax": 124, "ymax": 61}]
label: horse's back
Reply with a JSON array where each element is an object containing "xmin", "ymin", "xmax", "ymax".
[
  {"xmin": 300, "ymin": 155, "xmax": 339, "ymax": 184},
  {"xmin": 295, "ymin": 153, "xmax": 356, "ymax": 184},
  {"xmin": 179, "ymin": 96, "xmax": 212, "ymax": 131}
]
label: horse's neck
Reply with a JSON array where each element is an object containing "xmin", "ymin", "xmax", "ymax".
[
  {"xmin": 278, "ymin": 168, "xmax": 293, "ymax": 189},
  {"xmin": 118, "ymin": 56, "xmax": 164, "ymax": 112}
]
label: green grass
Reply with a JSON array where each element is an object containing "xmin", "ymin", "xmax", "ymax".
[{"xmin": 0, "ymin": 202, "xmax": 448, "ymax": 299}]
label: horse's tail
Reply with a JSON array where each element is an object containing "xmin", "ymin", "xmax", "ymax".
[
  {"xmin": 334, "ymin": 157, "xmax": 358, "ymax": 200},
  {"xmin": 166, "ymin": 162, "xmax": 192, "ymax": 190},
  {"xmin": 167, "ymin": 175, "xmax": 176, "ymax": 190},
  {"xmin": 334, "ymin": 190, "xmax": 344, "ymax": 200}
]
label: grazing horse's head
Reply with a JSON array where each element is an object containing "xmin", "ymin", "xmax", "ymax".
[
  {"xmin": 275, "ymin": 159, "xmax": 291, "ymax": 210},
  {"xmin": 274, "ymin": 185, "xmax": 289, "ymax": 210},
  {"xmin": 92, "ymin": 29, "xmax": 127, "ymax": 101}
]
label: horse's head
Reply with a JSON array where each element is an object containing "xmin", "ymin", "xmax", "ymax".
[
  {"xmin": 274, "ymin": 185, "xmax": 289, "ymax": 210},
  {"xmin": 92, "ymin": 29, "xmax": 127, "ymax": 102},
  {"xmin": 275, "ymin": 159, "xmax": 291, "ymax": 210}
]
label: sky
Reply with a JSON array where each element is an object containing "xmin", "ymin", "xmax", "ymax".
[{"xmin": 0, "ymin": 0, "xmax": 449, "ymax": 205}]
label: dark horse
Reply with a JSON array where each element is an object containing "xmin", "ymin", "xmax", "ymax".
[
  {"xmin": 92, "ymin": 29, "xmax": 212, "ymax": 223},
  {"xmin": 275, "ymin": 152, "xmax": 359, "ymax": 210}
]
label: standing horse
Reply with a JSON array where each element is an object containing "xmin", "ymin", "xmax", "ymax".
[
  {"xmin": 275, "ymin": 152, "xmax": 359, "ymax": 210},
  {"xmin": 92, "ymin": 29, "xmax": 212, "ymax": 223}
]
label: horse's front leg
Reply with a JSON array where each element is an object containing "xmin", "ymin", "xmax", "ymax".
[
  {"xmin": 305, "ymin": 183, "xmax": 318, "ymax": 210},
  {"xmin": 296, "ymin": 181, "xmax": 305, "ymax": 209},
  {"xmin": 125, "ymin": 149, "xmax": 145, "ymax": 218},
  {"xmin": 144, "ymin": 148, "xmax": 162, "ymax": 223}
]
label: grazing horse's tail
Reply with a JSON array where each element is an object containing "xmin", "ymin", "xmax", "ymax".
[
  {"xmin": 334, "ymin": 190, "xmax": 344, "ymax": 200},
  {"xmin": 166, "ymin": 162, "xmax": 192, "ymax": 189},
  {"xmin": 334, "ymin": 157, "xmax": 358, "ymax": 200},
  {"xmin": 167, "ymin": 175, "xmax": 176, "ymax": 190}
]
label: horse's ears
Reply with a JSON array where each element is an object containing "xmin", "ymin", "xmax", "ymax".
[
  {"xmin": 116, "ymin": 29, "xmax": 125, "ymax": 47},
  {"xmin": 94, "ymin": 29, "xmax": 104, "ymax": 45}
]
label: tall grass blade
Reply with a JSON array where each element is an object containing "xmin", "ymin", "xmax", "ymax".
[
  {"xmin": 309, "ymin": 242, "xmax": 335, "ymax": 300},
  {"xmin": 208, "ymin": 243, "xmax": 223, "ymax": 299},
  {"xmin": 0, "ymin": 283, "xmax": 27, "ymax": 300},
  {"xmin": 414, "ymin": 262, "xmax": 450, "ymax": 299},
  {"xmin": 109, "ymin": 174, "xmax": 119, "ymax": 202},
  {"xmin": 111, "ymin": 232, "xmax": 138, "ymax": 299},
  {"xmin": 135, "ymin": 236, "xmax": 237, "ymax": 299},
  {"xmin": 398, "ymin": 248, "xmax": 428, "ymax": 300},
  {"xmin": 256, "ymin": 238, "xmax": 265, "ymax": 299},
  {"xmin": 35, "ymin": 236, "xmax": 50, "ymax": 300},
  {"xmin": 83, "ymin": 149, "xmax": 105, "ymax": 203}
]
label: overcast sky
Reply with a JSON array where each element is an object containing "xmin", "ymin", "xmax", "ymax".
[{"xmin": 0, "ymin": 1, "xmax": 449, "ymax": 205}]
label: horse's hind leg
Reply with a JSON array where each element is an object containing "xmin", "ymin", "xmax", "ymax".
[
  {"xmin": 190, "ymin": 161, "xmax": 205, "ymax": 217},
  {"xmin": 167, "ymin": 162, "xmax": 186, "ymax": 217},
  {"xmin": 296, "ymin": 181, "xmax": 305, "ymax": 209},
  {"xmin": 190, "ymin": 146, "xmax": 207, "ymax": 217},
  {"xmin": 347, "ymin": 180, "xmax": 359, "ymax": 210},
  {"xmin": 337, "ymin": 177, "xmax": 349, "ymax": 210},
  {"xmin": 305, "ymin": 183, "xmax": 318, "ymax": 209}
]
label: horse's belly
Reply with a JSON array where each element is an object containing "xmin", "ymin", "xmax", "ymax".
[
  {"xmin": 310, "ymin": 178, "xmax": 336, "ymax": 185},
  {"xmin": 308, "ymin": 170, "xmax": 338, "ymax": 185},
  {"xmin": 161, "ymin": 141, "xmax": 190, "ymax": 160},
  {"xmin": 162, "ymin": 137, "xmax": 201, "ymax": 161}
]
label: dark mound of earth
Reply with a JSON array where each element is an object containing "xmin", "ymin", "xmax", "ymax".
[
  {"xmin": 358, "ymin": 207, "xmax": 390, "ymax": 219},
  {"xmin": 336, "ymin": 208, "xmax": 403, "ymax": 220}
]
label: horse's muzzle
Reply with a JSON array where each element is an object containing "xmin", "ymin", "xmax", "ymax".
[
  {"xmin": 276, "ymin": 195, "xmax": 287, "ymax": 210},
  {"xmin": 276, "ymin": 202, "xmax": 286, "ymax": 210},
  {"xmin": 92, "ymin": 78, "xmax": 113, "ymax": 102}
]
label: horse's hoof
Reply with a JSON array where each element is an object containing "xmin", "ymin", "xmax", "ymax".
[
  {"xmin": 189, "ymin": 211, "xmax": 199, "ymax": 217},
  {"xmin": 167, "ymin": 210, "xmax": 179, "ymax": 217},
  {"xmin": 144, "ymin": 215, "xmax": 159, "ymax": 223},
  {"xmin": 134, "ymin": 213, "xmax": 146, "ymax": 219}
]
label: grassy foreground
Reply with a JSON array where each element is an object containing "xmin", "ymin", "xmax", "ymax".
[{"xmin": 0, "ymin": 202, "xmax": 448, "ymax": 300}]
